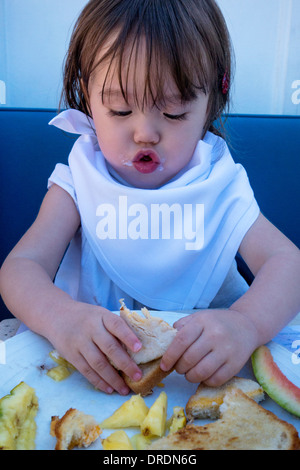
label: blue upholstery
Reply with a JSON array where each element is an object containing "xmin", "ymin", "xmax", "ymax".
[{"xmin": 0, "ymin": 109, "xmax": 299, "ymax": 319}]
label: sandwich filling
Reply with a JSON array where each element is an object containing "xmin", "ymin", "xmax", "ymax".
[{"xmin": 119, "ymin": 299, "xmax": 177, "ymax": 364}]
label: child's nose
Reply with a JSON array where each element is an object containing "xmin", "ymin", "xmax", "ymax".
[{"xmin": 133, "ymin": 116, "xmax": 160, "ymax": 145}]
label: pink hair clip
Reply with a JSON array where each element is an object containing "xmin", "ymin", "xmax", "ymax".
[{"xmin": 222, "ymin": 71, "xmax": 229, "ymax": 95}]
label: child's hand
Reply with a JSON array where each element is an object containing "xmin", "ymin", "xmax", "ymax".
[
  {"xmin": 47, "ymin": 302, "xmax": 142, "ymax": 395},
  {"xmin": 160, "ymin": 309, "xmax": 259, "ymax": 386}
]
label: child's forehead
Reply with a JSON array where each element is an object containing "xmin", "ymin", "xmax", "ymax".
[
  {"xmin": 101, "ymin": 87, "xmax": 185, "ymax": 105},
  {"xmin": 89, "ymin": 31, "xmax": 204, "ymax": 106},
  {"xmin": 91, "ymin": 48, "xmax": 188, "ymax": 106}
]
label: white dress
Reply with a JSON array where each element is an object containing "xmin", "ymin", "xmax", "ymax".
[{"xmin": 48, "ymin": 109, "xmax": 259, "ymax": 312}]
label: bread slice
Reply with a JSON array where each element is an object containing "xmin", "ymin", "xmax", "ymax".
[
  {"xmin": 186, "ymin": 376, "xmax": 264, "ymax": 420},
  {"xmin": 50, "ymin": 408, "xmax": 102, "ymax": 450},
  {"xmin": 148, "ymin": 389, "xmax": 300, "ymax": 450},
  {"xmin": 119, "ymin": 300, "xmax": 176, "ymax": 395},
  {"xmin": 121, "ymin": 358, "xmax": 174, "ymax": 396}
]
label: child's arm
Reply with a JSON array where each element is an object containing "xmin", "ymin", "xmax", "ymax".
[
  {"xmin": 230, "ymin": 213, "xmax": 300, "ymax": 340},
  {"xmin": 161, "ymin": 213, "xmax": 300, "ymax": 386},
  {"xmin": 0, "ymin": 184, "xmax": 142, "ymax": 395}
]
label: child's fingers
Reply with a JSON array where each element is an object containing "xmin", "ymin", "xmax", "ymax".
[
  {"xmin": 77, "ymin": 342, "xmax": 131, "ymax": 395},
  {"xmin": 174, "ymin": 338, "xmax": 212, "ymax": 375},
  {"xmin": 173, "ymin": 312, "xmax": 198, "ymax": 330},
  {"xmin": 184, "ymin": 349, "xmax": 226, "ymax": 384},
  {"xmin": 160, "ymin": 322, "xmax": 204, "ymax": 371},
  {"xmin": 96, "ymin": 331, "xmax": 142, "ymax": 383},
  {"xmin": 201, "ymin": 362, "xmax": 234, "ymax": 388},
  {"xmin": 72, "ymin": 351, "xmax": 122, "ymax": 394},
  {"xmin": 93, "ymin": 315, "xmax": 143, "ymax": 382},
  {"xmin": 184, "ymin": 354, "xmax": 237, "ymax": 388},
  {"xmin": 103, "ymin": 312, "xmax": 142, "ymax": 353}
]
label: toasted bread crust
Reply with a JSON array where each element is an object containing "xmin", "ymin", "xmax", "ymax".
[
  {"xmin": 185, "ymin": 376, "xmax": 264, "ymax": 420},
  {"xmin": 50, "ymin": 408, "xmax": 101, "ymax": 450},
  {"xmin": 148, "ymin": 389, "xmax": 300, "ymax": 450},
  {"xmin": 122, "ymin": 358, "xmax": 174, "ymax": 396}
]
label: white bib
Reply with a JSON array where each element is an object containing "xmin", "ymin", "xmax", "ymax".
[{"xmin": 49, "ymin": 109, "xmax": 259, "ymax": 310}]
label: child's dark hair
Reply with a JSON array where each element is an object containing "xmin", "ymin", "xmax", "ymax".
[{"xmin": 60, "ymin": 0, "xmax": 233, "ymax": 136}]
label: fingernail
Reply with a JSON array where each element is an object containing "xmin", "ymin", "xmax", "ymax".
[
  {"xmin": 106, "ymin": 386, "xmax": 114, "ymax": 394},
  {"xmin": 120, "ymin": 386, "xmax": 130, "ymax": 395},
  {"xmin": 133, "ymin": 372, "xmax": 142, "ymax": 381},
  {"xmin": 160, "ymin": 361, "xmax": 168, "ymax": 371},
  {"xmin": 133, "ymin": 341, "xmax": 142, "ymax": 352}
]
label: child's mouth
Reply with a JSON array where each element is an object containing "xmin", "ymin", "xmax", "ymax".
[{"xmin": 133, "ymin": 150, "xmax": 161, "ymax": 174}]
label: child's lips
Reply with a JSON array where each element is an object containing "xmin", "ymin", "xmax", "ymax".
[{"xmin": 132, "ymin": 150, "xmax": 161, "ymax": 174}]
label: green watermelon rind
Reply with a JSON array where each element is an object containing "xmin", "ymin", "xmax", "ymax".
[{"xmin": 251, "ymin": 345, "xmax": 300, "ymax": 418}]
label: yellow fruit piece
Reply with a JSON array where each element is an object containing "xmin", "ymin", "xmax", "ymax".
[
  {"xmin": 168, "ymin": 406, "xmax": 186, "ymax": 434},
  {"xmin": 47, "ymin": 350, "xmax": 76, "ymax": 382},
  {"xmin": 141, "ymin": 391, "xmax": 167, "ymax": 437},
  {"xmin": 131, "ymin": 432, "xmax": 153, "ymax": 450},
  {"xmin": 102, "ymin": 430, "xmax": 133, "ymax": 450},
  {"xmin": 47, "ymin": 365, "xmax": 72, "ymax": 382},
  {"xmin": 101, "ymin": 394, "xmax": 149, "ymax": 428},
  {"xmin": 0, "ymin": 381, "xmax": 38, "ymax": 450},
  {"xmin": 49, "ymin": 350, "xmax": 76, "ymax": 370}
]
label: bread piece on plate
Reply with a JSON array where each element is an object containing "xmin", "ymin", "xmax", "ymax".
[
  {"xmin": 148, "ymin": 389, "xmax": 300, "ymax": 450},
  {"xmin": 186, "ymin": 376, "xmax": 264, "ymax": 420},
  {"xmin": 119, "ymin": 300, "xmax": 177, "ymax": 396},
  {"xmin": 50, "ymin": 408, "xmax": 102, "ymax": 450},
  {"xmin": 122, "ymin": 358, "xmax": 174, "ymax": 396}
]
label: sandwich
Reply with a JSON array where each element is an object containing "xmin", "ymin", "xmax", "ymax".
[
  {"xmin": 118, "ymin": 300, "xmax": 177, "ymax": 396},
  {"xmin": 185, "ymin": 376, "xmax": 265, "ymax": 420},
  {"xmin": 148, "ymin": 388, "xmax": 300, "ymax": 450}
]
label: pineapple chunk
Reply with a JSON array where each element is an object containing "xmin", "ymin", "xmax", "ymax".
[
  {"xmin": 131, "ymin": 432, "xmax": 153, "ymax": 450},
  {"xmin": 47, "ymin": 350, "xmax": 76, "ymax": 382},
  {"xmin": 0, "ymin": 381, "xmax": 38, "ymax": 450},
  {"xmin": 49, "ymin": 349, "xmax": 76, "ymax": 369},
  {"xmin": 141, "ymin": 391, "xmax": 167, "ymax": 437},
  {"xmin": 102, "ymin": 430, "xmax": 133, "ymax": 450},
  {"xmin": 47, "ymin": 365, "xmax": 72, "ymax": 382},
  {"xmin": 15, "ymin": 406, "xmax": 38, "ymax": 450},
  {"xmin": 101, "ymin": 394, "xmax": 149, "ymax": 428},
  {"xmin": 168, "ymin": 406, "xmax": 186, "ymax": 434}
]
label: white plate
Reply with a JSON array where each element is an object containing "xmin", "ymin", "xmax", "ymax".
[{"xmin": 0, "ymin": 311, "xmax": 299, "ymax": 450}]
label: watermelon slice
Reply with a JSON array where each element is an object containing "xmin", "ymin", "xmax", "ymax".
[{"xmin": 251, "ymin": 345, "xmax": 300, "ymax": 417}]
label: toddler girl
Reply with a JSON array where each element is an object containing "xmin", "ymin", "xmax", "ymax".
[{"xmin": 1, "ymin": 0, "xmax": 299, "ymax": 396}]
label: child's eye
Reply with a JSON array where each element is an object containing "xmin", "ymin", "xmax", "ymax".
[
  {"xmin": 163, "ymin": 112, "xmax": 187, "ymax": 121},
  {"xmin": 108, "ymin": 110, "xmax": 132, "ymax": 117}
]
